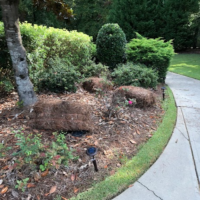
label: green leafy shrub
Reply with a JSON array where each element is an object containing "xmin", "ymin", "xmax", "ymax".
[
  {"xmin": 33, "ymin": 57, "xmax": 80, "ymax": 93},
  {"xmin": 0, "ymin": 21, "xmax": 94, "ymax": 93},
  {"xmin": 0, "ymin": 23, "xmax": 14, "ymax": 95},
  {"xmin": 79, "ymin": 60, "xmax": 110, "ymax": 78},
  {"xmin": 112, "ymin": 62, "xmax": 158, "ymax": 88},
  {"xmin": 96, "ymin": 23, "xmax": 126, "ymax": 69},
  {"xmin": 126, "ymin": 33, "xmax": 174, "ymax": 81},
  {"xmin": 9, "ymin": 130, "xmax": 76, "ymax": 171}
]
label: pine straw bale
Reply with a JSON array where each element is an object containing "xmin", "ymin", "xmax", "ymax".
[
  {"xmin": 112, "ymin": 86, "xmax": 156, "ymax": 108},
  {"xmin": 29, "ymin": 99, "xmax": 93, "ymax": 131},
  {"xmin": 82, "ymin": 77, "xmax": 113, "ymax": 93}
]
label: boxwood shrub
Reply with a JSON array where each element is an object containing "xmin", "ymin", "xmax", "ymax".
[
  {"xmin": 96, "ymin": 23, "xmax": 126, "ymax": 69},
  {"xmin": 112, "ymin": 62, "xmax": 158, "ymax": 88},
  {"xmin": 126, "ymin": 33, "xmax": 174, "ymax": 81}
]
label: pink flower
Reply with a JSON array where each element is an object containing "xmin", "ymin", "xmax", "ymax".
[{"xmin": 128, "ymin": 101, "xmax": 133, "ymax": 105}]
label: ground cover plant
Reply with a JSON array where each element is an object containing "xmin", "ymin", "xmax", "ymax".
[{"xmin": 169, "ymin": 53, "xmax": 200, "ymax": 80}]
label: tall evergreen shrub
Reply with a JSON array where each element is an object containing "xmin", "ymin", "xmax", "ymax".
[
  {"xmin": 126, "ymin": 33, "xmax": 174, "ymax": 81},
  {"xmin": 96, "ymin": 23, "xmax": 126, "ymax": 69}
]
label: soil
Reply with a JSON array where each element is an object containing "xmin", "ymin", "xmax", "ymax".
[{"xmin": 0, "ymin": 85, "xmax": 165, "ymax": 200}]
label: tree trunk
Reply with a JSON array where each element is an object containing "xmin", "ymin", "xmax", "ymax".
[{"xmin": 0, "ymin": 0, "xmax": 37, "ymax": 106}]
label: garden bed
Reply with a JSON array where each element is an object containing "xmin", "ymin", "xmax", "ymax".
[{"xmin": 0, "ymin": 85, "xmax": 165, "ymax": 200}]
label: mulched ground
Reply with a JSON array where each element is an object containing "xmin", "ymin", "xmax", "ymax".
[{"xmin": 0, "ymin": 85, "xmax": 165, "ymax": 200}]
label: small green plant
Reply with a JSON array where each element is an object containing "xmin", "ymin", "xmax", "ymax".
[
  {"xmin": 96, "ymin": 23, "xmax": 126, "ymax": 69},
  {"xmin": 15, "ymin": 178, "xmax": 29, "ymax": 192},
  {"xmin": 0, "ymin": 143, "xmax": 12, "ymax": 157},
  {"xmin": 16, "ymin": 100, "xmax": 24, "ymax": 108},
  {"xmin": 112, "ymin": 62, "xmax": 158, "ymax": 88},
  {"xmin": 54, "ymin": 195, "xmax": 62, "ymax": 200},
  {"xmin": 11, "ymin": 130, "xmax": 76, "ymax": 171}
]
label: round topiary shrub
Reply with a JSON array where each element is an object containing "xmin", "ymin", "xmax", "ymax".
[{"xmin": 96, "ymin": 23, "xmax": 126, "ymax": 69}]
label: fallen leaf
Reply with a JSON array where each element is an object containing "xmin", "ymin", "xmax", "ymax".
[
  {"xmin": 94, "ymin": 140, "xmax": 99, "ymax": 146},
  {"xmin": 41, "ymin": 169, "xmax": 49, "ymax": 177},
  {"xmin": 104, "ymin": 165, "xmax": 108, "ymax": 169},
  {"xmin": 33, "ymin": 172, "xmax": 41, "ymax": 182},
  {"xmin": 73, "ymin": 187, "xmax": 79, "ymax": 193},
  {"xmin": 62, "ymin": 197, "xmax": 68, "ymax": 200},
  {"xmin": 110, "ymin": 170, "xmax": 115, "ymax": 175},
  {"xmin": 45, "ymin": 186, "xmax": 57, "ymax": 196},
  {"xmin": 136, "ymin": 129, "xmax": 140, "ymax": 135},
  {"xmin": 130, "ymin": 140, "xmax": 137, "ymax": 144},
  {"xmin": 27, "ymin": 183, "xmax": 35, "ymax": 188},
  {"xmin": 129, "ymin": 184, "xmax": 134, "ymax": 188},
  {"xmin": 0, "ymin": 186, "xmax": 8, "ymax": 194},
  {"xmin": 49, "ymin": 186, "xmax": 57, "ymax": 194},
  {"xmin": 71, "ymin": 174, "xmax": 76, "ymax": 182},
  {"xmin": 2, "ymin": 165, "xmax": 9, "ymax": 170}
]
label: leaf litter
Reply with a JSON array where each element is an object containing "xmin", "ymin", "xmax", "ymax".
[{"xmin": 0, "ymin": 85, "xmax": 165, "ymax": 199}]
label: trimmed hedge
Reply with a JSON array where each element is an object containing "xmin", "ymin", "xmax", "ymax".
[
  {"xmin": 0, "ymin": 21, "xmax": 95, "ymax": 93},
  {"xmin": 126, "ymin": 33, "xmax": 174, "ymax": 81},
  {"xmin": 96, "ymin": 23, "xmax": 126, "ymax": 69},
  {"xmin": 112, "ymin": 62, "xmax": 158, "ymax": 88}
]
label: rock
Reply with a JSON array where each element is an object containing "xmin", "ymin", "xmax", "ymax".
[
  {"xmin": 112, "ymin": 86, "xmax": 156, "ymax": 108},
  {"xmin": 82, "ymin": 77, "xmax": 113, "ymax": 93}
]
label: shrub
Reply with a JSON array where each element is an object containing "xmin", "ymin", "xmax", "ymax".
[
  {"xmin": 112, "ymin": 62, "xmax": 158, "ymax": 88},
  {"xmin": 79, "ymin": 60, "xmax": 110, "ymax": 78},
  {"xmin": 32, "ymin": 57, "xmax": 80, "ymax": 93},
  {"xmin": 0, "ymin": 23, "xmax": 14, "ymax": 95},
  {"xmin": 0, "ymin": 21, "xmax": 94, "ymax": 93},
  {"xmin": 126, "ymin": 33, "xmax": 174, "ymax": 81},
  {"xmin": 96, "ymin": 23, "xmax": 126, "ymax": 69}
]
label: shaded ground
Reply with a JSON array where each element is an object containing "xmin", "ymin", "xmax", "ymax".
[{"xmin": 0, "ymin": 85, "xmax": 164, "ymax": 200}]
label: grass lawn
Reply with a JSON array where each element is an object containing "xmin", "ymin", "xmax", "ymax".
[
  {"xmin": 169, "ymin": 53, "xmax": 200, "ymax": 80},
  {"xmin": 70, "ymin": 87, "xmax": 177, "ymax": 200}
]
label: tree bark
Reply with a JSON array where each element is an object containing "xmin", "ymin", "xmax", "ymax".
[{"xmin": 0, "ymin": 0, "xmax": 37, "ymax": 106}]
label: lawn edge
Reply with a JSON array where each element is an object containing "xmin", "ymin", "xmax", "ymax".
[{"xmin": 69, "ymin": 86, "xmax": 177, "ymax": 200}]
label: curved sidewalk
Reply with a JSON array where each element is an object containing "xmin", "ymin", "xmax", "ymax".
[{"xmin": 114, "ymin": 72, "xmax": 200, "ymax": 200}]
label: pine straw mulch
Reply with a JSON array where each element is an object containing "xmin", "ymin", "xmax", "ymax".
[{"xmin": 0, "ymin": 85, "xmax": 164, "ymax": 200}]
